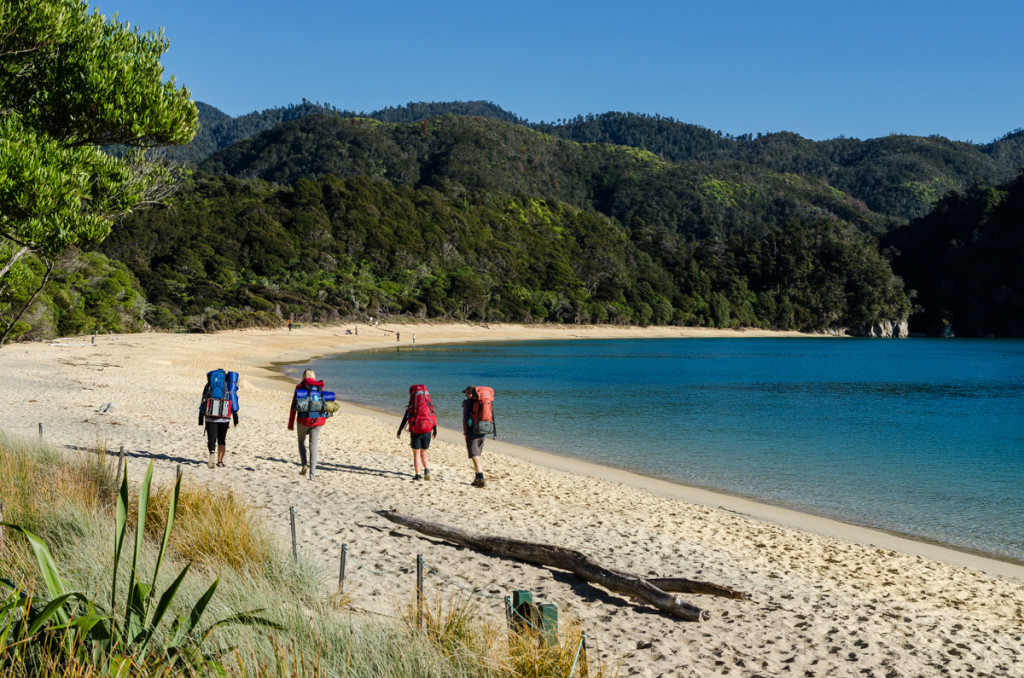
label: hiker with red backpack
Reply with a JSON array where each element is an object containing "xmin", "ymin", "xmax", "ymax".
[
  {"xmin": 462, "ymin": 386, "xmax": 496, "ymax": 488},
  {"xmin": 288, "ymin": 368, "xmax": 335, "ymax": 481},
  {"xmin": 397, "ymin": 384, "xmax": 437, "ymax": 480}
]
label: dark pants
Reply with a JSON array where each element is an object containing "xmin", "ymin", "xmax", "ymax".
[{"xmin": 205, "ymin": 420, "xmax": 228, "ymax": 452}]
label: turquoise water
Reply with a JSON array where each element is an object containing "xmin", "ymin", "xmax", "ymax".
[{"xmin": 297, "ymin": 338, "xmax": 1024, "ymax": 562}]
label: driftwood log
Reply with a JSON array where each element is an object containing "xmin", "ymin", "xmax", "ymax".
[{"xmin": 376, "ymin": 509, "xmax": 744, "ymax": 621}]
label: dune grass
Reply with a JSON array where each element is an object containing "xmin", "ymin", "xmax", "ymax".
[{"xmin": 0, "ymin": 432, "xmax": 609, "ymax": 677}]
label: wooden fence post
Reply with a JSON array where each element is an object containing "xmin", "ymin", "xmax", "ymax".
[
  {"xmin": 115, "ymin": 446, "xmax": 124, "ymax": 480},
  {"xmin": 338, "ymin": 544, "xmax": 347, "ymax": 592},
  {"xmin": 416, "ymin": 554, "xmax": 424, "ymax": 628},
  {"xmin": 289, "ymin": 507, "xmax": 297, "ymax": 562},
  {"xmin": 38, "ymin": 423, "xmax": 42, "ymax": 440}
]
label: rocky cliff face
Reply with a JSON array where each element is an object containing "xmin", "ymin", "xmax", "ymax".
[{"xmin": 848, "ymin": 319, "xmax": 910, "ymax": 338}]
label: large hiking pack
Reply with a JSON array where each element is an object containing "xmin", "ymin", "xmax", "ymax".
[
  {"xmin": 295, "ymin": 381, "xmax": 336, "ymax": 423},
  {"xmin": 407, "ymin": 384, "xmax": 436, "ymax": 434},
  {"xmin": 204, "ymin": 369, "xmax": 239, "ymax": 418},
  {"xmin": 469, "ymin": 386, "xmax": 495, "ymax": 436}
]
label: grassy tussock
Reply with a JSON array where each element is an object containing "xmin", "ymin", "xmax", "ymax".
[
  {"xmin": 1, "ymin": 432, "xmax": 612, "ymax": 677},
  {"xmin": 144, "ymin": 479, "xmax": 280, "ymax": 573}
]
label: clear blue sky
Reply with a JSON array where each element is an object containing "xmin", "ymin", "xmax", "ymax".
[{"xmin": 97, "ymin": 0, "xmax": 1022, "ymax": 143}]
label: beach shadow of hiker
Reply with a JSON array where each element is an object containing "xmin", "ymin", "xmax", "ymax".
[
  {"xmin": 98, "ymin": 447, "xmax": 207, "ymax": 468},
  {"xmin": 255, "ymin": 454, "xmax": 405, "ymax": 479}
]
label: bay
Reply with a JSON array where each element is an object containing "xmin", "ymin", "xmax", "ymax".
[{"xmin": 296, "ymin": 338, "xmax": 1024, "ymax": 562}]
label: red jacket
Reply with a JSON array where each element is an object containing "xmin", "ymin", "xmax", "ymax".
[{"xmin": 288, "ymin": 378, "xmax": 327, "ymax": 429}]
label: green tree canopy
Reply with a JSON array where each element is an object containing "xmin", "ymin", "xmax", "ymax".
[{"xmin": 0, "ymin": 0, "xmax": 197, "ymax": 343}]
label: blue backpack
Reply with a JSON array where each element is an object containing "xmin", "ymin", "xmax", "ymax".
[
  {"xmin": 295, "ymin": 382, "xmax": 336, "ymax": 422},
  {"xmin": 204, "ymin": 369, "xmax": 239, "ymax": 418}
]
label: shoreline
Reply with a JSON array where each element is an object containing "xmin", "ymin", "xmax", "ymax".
[
  {"xmin": 3, "ymin": 322, "xmax": 1022, "ymax": 677},
  {"xmin": 272, "ymin": 336, "xmax": 1024, "ymax": 580},
  {"xmin": 319, "ymin": 402, "xmax": 1024, "ymax": 577}
]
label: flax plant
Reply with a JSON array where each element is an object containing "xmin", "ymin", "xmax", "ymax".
[{"xmin": 1, "ymin": 461, "xmax": 281, "ymax": 675}]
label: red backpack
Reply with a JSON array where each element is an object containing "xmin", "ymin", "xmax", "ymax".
[{"xmin": 407, "ymin": 384, "xmax": 436, "ymax": 434}]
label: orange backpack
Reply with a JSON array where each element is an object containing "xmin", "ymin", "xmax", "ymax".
[{"xmin": 471, "ymin": 386, "xmax": 495, "ymax": 435}]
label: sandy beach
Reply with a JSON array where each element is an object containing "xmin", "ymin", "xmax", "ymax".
[{"xmin": 2, "ymin": 322, "xmax": 1022, "ymax": 677}]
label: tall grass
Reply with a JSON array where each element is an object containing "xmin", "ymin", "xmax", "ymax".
[{"xmin": 0, "ymin": 432, "xmax": 610, "ymax": 677}]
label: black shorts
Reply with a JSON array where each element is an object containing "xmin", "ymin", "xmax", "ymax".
[{"xmin": 410, "ymin": 432, "xmax": 432, "ymax": 450}]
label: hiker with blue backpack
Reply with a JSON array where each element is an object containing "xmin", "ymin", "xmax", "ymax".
[
  {"xmin": 199, "ymin": 368, "xmax": 240, "ymax": 468},
  {"xmin": 396, "ymin": 384, "xmax": 437, "ymax": 481},
  {"xmin": 288, "ymin": 368, "xmax": 337, "ymax": 481}
]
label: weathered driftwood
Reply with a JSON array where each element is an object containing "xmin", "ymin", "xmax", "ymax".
[
  {"xmin": 376, "ymin": 509, "xmax": 715, "ymax": 621},
  {"xmin": 608, "ymin": 570, "xmax": 746, "ymax": 600}
]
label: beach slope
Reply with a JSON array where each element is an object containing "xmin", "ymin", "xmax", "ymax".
[{"xmin": 1, "ymin": 323, "xmax": 1021, "ymax": 677}]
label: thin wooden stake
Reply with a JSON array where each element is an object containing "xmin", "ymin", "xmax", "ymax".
[
  {"xmin": 0, "ymin": 501, "xmax": 5, "ymax": 557},
  {"xmin": 115, "ymin": 446, "xmax": 124, "ymax": 480},
  {"xmin": 38, "ymin": 422, "xmax": 42, "ymax": 440},
  {"xmin": 338, "ymin": 544, "xmax": 348, "ymax": 592},
  {"xmin": 416, "ymin": 554, "xmax": 424, "ymax": 628},
  {"xmin": 290, "ymin": 507, "xmax": 297, "ymax": 562}
]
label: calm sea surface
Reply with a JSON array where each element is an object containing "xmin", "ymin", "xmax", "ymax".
[{"xmin": 296, "ymin": 338, "xmax": 1024, "ymax": 562}]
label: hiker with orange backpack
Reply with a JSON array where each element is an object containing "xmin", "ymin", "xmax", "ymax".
[
  {"xmin": 462, "ymin": 386, "xmax": 496, "ymax": 488},
  {"xmin": 397, "ymin": 384, "xmax": 437, "ymax": 480}
]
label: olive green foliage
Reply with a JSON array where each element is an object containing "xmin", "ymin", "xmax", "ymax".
[
  {"xmin": 186, "ymin": 104, "xmax": 1023, "ymax": 223},
  {"xmin": 104, "ymin": 172, "xmax": 910, "ymax": 332},
  {"xmin": 0, "ymin": 0, "xmax": 198, "ymax": 345},
  {"xmin": 537, "ymin": 114, "xmax": 1024, "ymax": 221},
  {"xmin": 0, "ymin": 250, "xmax": 146, "ymax": 341},
  {"xmin": 162, "ymin": 100, "xmax": 522, "ymax": 166},
  {"xmin": 885, "ymin": 170, "xmax": 1024, "ymax": 337},
  {"xmin": 198, "ymin": 114, "xmax": 892, "ymax": 239}
]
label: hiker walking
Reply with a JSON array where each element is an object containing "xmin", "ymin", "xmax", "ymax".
[
  {"xmin": 288, "ymin": 368, "xmax": 331, "ymax": 480},
  {"xmin": 397, "ymin": 384, "xmax": 436, "ymax": 480},
  {"xmin": 199, "ymin": 369, "xmax": 239, "ymax": 468},
  {"xmin": 462, "ymin": 386, "xmax": 496, "ymax": 487}
]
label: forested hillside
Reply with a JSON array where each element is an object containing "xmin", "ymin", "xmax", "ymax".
[
  {"xmin": 10, "ymin": 100, "xmax": 1022, "ymax": 340},
  {"xmin": 199, "ymin": 114, "xmax": 893, "ymax": 240},
  {"xmin": 885, "ymin": 173, "xmax": 1024, "ymax": 337},
  {"xmin": 185, "ymin": 102, "xmax": 1024, "ymax": 221},
  {"xmin": 99, "ymin": 172, "xmax": 910, "ymax": 334}
]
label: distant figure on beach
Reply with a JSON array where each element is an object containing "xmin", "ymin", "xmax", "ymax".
[
  {"xmin": 397, "ymin": 384, "xmax": 436, "ymax": 480},
  {"xmin": 288, "ymin": 368, "xmax": 330, "ymax": 481},
  {"xmin": 287, "ymin": 319, "xmax": 292, "ymax": 331},
  {"xmin": 412, "ymin": 333, "xmax": 416, "ymax": 345},
  {"xmin": 462, "ymin": 386, "xmax": 496, "ymax": 487},
  {"xmin": 199, "ymin": 368, "xmax": 239, "ymax": 469},
  {"xmin": 396, "ymin": 331, "xmax": 400, "ymax": 342},
  {"xmin": 355, "ymin": 326, "xmax": 358, "ymax": 336}
]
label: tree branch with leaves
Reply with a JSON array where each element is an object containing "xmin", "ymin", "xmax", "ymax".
[{"xmin": 0, "ymin": 0, "xmax": 198, "ymax": 345}]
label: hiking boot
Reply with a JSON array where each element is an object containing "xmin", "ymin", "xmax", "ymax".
[
  {"xmin": 300, "ymin": 464, "xmax": 308, "ymax": 476},
  {"xmin": 413, "ymin": 474, "xmax": 422, "ymax": 481},
  {"xmin": 471, "ymin": 478, "xmax": 486, "ymax": 488},
  {"xmin": 208, "ymin": 453, "xmax": 216, "ymax": 469},
  {"xmin": 423, "ymin": 469, "xmax": 431, "ymax": 481}
]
